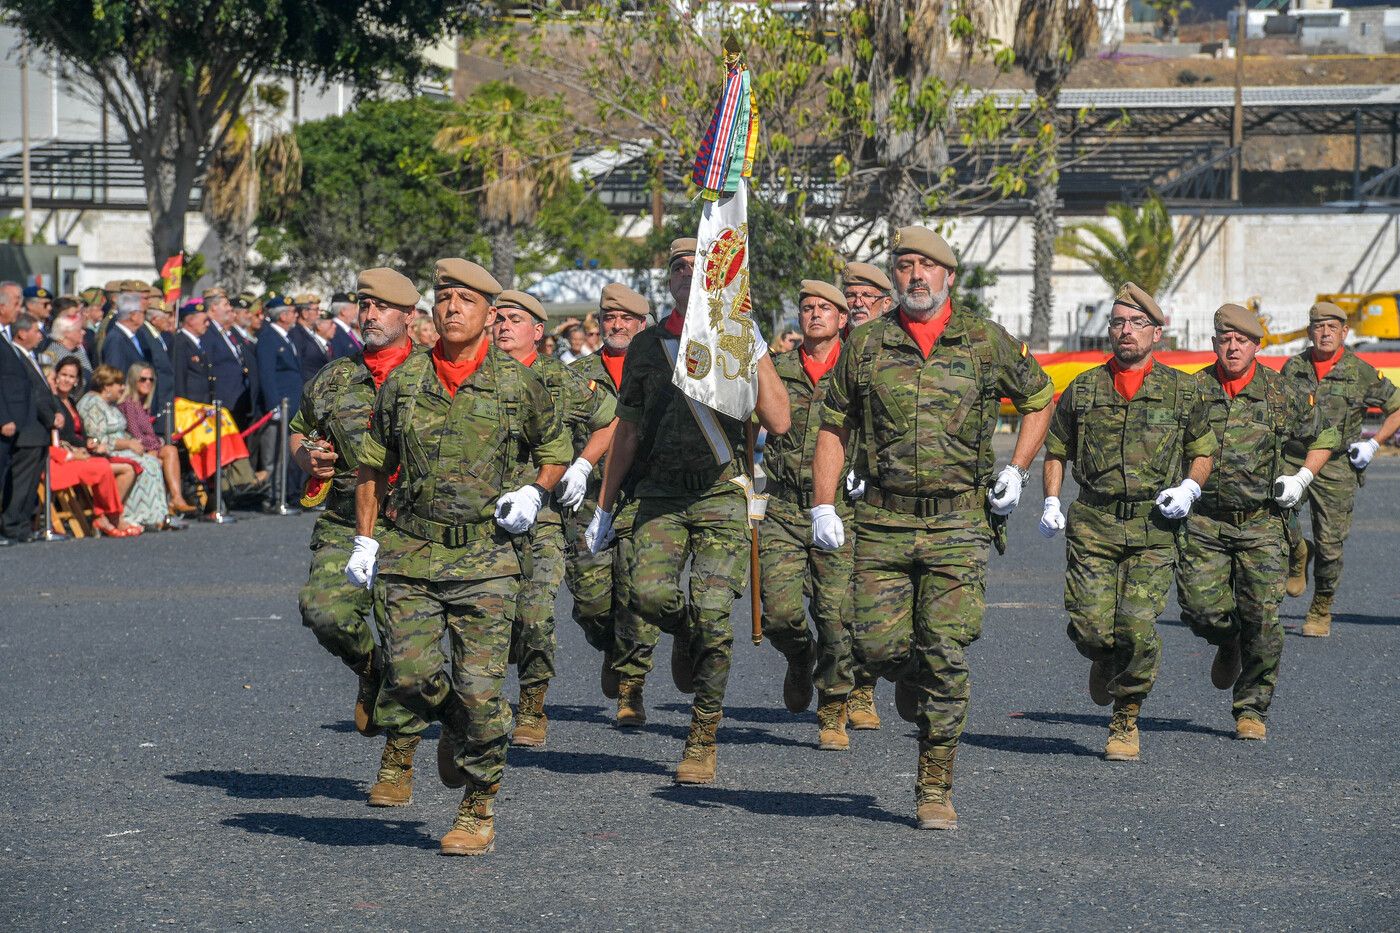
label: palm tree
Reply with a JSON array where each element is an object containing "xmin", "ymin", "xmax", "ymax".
[
  {"xmin": 1014, "ymin": 0, "xmax": 1099, "ymax": 349},
  {"xmin": 434, "ymin": 82, "xmax": 572, "ymax": 289},
  {"xmin": 1055, "ymin": 193, "xmax": 1190, "ymax": 298}
]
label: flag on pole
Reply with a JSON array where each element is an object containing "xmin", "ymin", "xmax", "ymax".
[
  {"xmin": 160, "ymin": 253, "xmax": 184, "ymax": 307},
  {"xmin": 672, "ymin": 40, "xmax": 761, "ymax": 423},
  {"xmin": 174, "ymin": 397, "xmax": 249, "ymax": 480}
]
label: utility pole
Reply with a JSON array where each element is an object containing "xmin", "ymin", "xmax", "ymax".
[
  {"xmin": 1231, "ymin": 0, "xmax": 1245, "ymax": 202},
  {"xmin": 20, "ymin": 40, "xmax": 33, "ymax": 245}
]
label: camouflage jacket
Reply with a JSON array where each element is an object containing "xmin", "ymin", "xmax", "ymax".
[
  {"xmin": 1046, "ymin": 359, "xmax": 1217, "ymax": 501},
  {"xmin": 566, "ymin": 350, "xmax": 622, "ymax": 504},
  {"xmin": 822, "ymin": 308, "xmax": 1053, "ymax": 500},
  {"xmin": 764, "ymin": 346, "xmax": 855, "ymax": 505},
  {"xmin": 1280, "ymin": 348, "xmax": 1400, "ymax": 455},
  {"xmin": 1194, "ymin": 363, "xmax": 1338, "ymax": 512}
]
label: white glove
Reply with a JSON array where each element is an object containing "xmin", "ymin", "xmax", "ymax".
[
  {"xmin": 810, "ymin": 504, "xmax": 845, "ymax": 550},
  {"xmin": 987, "ymin": 464, "xmax": 1025, "ymax": 516},
  {"xmin": 1155, "ymin": 478, "xmax": 1201, "ymax": 520},
  {"xmin": 495, "ymin": 484, "xmax": 543, "ymax": 534},
  {"xmin": 555, "ymin": 457, "xmax": 593, "ymax": 510},
  {"xmin": 845, "ymin": 471, "xmax": 866, "ymax": 501},
  {"xmin": 344, "ymin": 535, "xmax": 379, "ymax": 590},
  {"xmin": 1039, "ymin": 496, "xmax": 1066, "ymax": 538},
  {"xmin": 1272, "ymin": 467, "xmax": 1314, "ymax": 509},
  {"xmin": 1348, "ymin": 437, "xmax": 1379, "ymax": 470},
  {"xmin": 584, "ymin": 508, "xmax": 615, "ymax": 554}
]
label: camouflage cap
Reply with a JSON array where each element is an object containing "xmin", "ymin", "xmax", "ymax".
[
  {"xmin": 356, "ymin": 267, "xmax": 420, "ymax": 308},
  {"xmin": 79, "ymin": 286, "xmax": 104, "ymax": 304},
  {"xmin": 1213, "ymin": 302, "xmax": 1262, "ymax": 340},
  {"xmin": 599, "ymin": 282, "xmax": 649, "ymax": 319},
  {"xmin": 841, "ymin": 261, "xmax": 892, "ymax": 292},
  {"xmin": 799, "ymin": 279, "xmax": 849, "ymax": 313},
  {"xmin": 433, "ymin": 258, "xmax": 502, "ymax": 299},
  {"xmin": 1114, "ymin": 282, "xmax": 1164, "ymax": 325},
  {"xmin": 892, "ymin": 226, "xmax": 957, "ymax": 270},
  {"xmin": 1309, "ymin": 301, "xmax": 1346, "ymax": 323},
  {"xmin": 495, "ymin": 289, "xmax": 547, "ymax": 323},
  {"xmin": 668, "ymin": 237, "xmax": 698, "ymax": 268}
]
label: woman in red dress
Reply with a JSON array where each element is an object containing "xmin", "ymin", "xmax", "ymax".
[{"xmin": 49, "ymin": 356, "xmax": 143, "ymax": 536}]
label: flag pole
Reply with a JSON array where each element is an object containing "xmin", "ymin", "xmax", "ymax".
[{"xmin": 747, "ymin": 420, "xmax": 762, "ymax": 646}]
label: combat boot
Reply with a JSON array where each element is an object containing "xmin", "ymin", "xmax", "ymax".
[
  {"xmin": 1210, "ymin": 637, "xmax": 1242, "ymax": 690},
  {"xmin": 782, "ymin": 645, "xmax": 815, "ymax": 714},
  {"xmin": 894, "ymin": 678, "xmax": 919, "ymax": 724},
  {"xmin": 440, "ymin": 784, "xmax": 498, "ymax": 856},
  {"xmin": 1285, "ymin": 539, "xmax": 1310, "ymax": 598},
  {"xmin": 671, "ymin": 629, "xmax": 695, "ymax": 694},
  {"xmin": 1104, "ymin": 702, "xmax": 1141, "ymax": 762},
  {"xmin": 601, "ymin": 650, "xmax": 620, "ymax": 700},
  {"xmin": 1235, "ymin": 715, "xmax": 1267, "ymax": 741},
  {"xmin": 512, "ymin": 684, "xmax": 549, "ymax": 747},
  {"xmin": 368, "ymin": 734, "xmax": 420, "ymax": 807},
  {"xmin": 353, "ymin": 652, "xmax": 384, "ymax": 738},
  {"xmin": 1088, "ymin": 658, "xmax": 1112, "ymax": 707},
  {"xmin": 615, "ymin": 677, "xmax": 647, "ymax": 728},
  {"xmin": 846, "ymin": 685, "xmax": 881, "ymax": 730},
  {"xmin": 1302, "ymin": 594, "xmax": 1332, "ymax": 637},
  {"xmin": 674, "ymin": 709, "xmax": 722, "ymax": 784},
  {"xmin": 915, "ymin": 745, "xmax": 957, "ymax": 830},
  {"xmin": 817, "ymin": 697, "xmax": 849, "ymax": 751}
]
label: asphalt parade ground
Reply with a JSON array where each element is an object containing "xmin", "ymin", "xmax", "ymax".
[{"xmin": 3, "ymin": 452, "xmax": 1397, "ymax": 931}]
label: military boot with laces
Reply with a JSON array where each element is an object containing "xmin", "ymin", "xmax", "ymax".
[
  {"xmin": 353, "ymin": 652, "xmax": 383, "ymax": 738},
  {"xmin": 1302, "ymin": 593, "xmax": 1332, "ymax": 637},
  {"xmin": 915, "ymin": 744, "xmax": 958, "ymax": 830},
  {"xmin": 368, "ymin": 734, "xmax": 420, "ymax": 807},
  {"xmin": 1285, "ymin": 539, "xmax": 1310, "ymax": 598},
  {"xmin": 1104, "ymin": 702, "xmax": 1142, "ymax": 762},
  {"xmin": 674, "ymin": 709, "xmax": 722, "ymax": 784},
  {"xmin": 817, "ymin": 697, "xmax": 849, "ymax": 751},
  {"xmin": 439, "ymin": 784, "xmax": 498, "ymax": 856},
  {"xmin": 846, "ymin": 684, "xmax": 881, "ymax": 730},
  {"xmin": 512, "ymin": 683, "xmax": 549, "ymax": 747},
  {"xmin": 615, "ymin": 677, "xmax": 647, "ymax": 728}
]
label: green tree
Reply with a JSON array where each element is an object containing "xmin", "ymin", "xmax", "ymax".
[
  {"xmin": 1055, "ymin": 194, "xmax": 1188, "ymax": 299},
  {"xmin": 951, "ymin": 258, "xmax": 999, "ymax": 320}
]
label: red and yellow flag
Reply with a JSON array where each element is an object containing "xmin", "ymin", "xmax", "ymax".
[{"xmin": 160, "ymin": 253, "xmax": 184, "ymax": 307}]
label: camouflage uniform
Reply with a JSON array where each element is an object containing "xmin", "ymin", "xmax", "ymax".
[
  {"xmin": 289, "ymin": 352, "xmax": 425, "ymax": 737},
  {"xmin": 760, "ymin": 347, "xmax": 871, "ymax": 704},
  {"xmin": 1179, "ymin": 364, "xmax": 1337, "ymax": 722},
  {"xmin": 1046, "ymin": 362, "xmax": 1216, "ymax": 706},
  {"xmin": 1279, "ymin": 349, "xmax": 1400, "ymax": 598},
  {"xmin": 360, "ymin": 347, "xmax": 570, "ymax": 791},
  {"xmin": 822, "ymin": 309, "xmax": 1053, "ymax": 756}
]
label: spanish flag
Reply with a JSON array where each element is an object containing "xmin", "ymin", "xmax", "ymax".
[
  {"xmin": 173, "ymin": 397, "xmax": 249, "ymax": 479},
  {"xmin": 160, "ymin": 253, "xmax": 184, "ymax": 307}
]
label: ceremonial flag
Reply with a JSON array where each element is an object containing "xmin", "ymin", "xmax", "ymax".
[
  {"xmin": 160, "ymin": 253, "xmax": 184, "ymax": 307},
  {"xmin": 173, "ymin": 397, "xmax": 249, "ymax": 480}
]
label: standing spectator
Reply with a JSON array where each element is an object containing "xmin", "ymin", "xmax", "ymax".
[
  {"xmin": 582, "ymin": 313, "xmax": 602, "ymax": 354},
  {"xmin": 78, "ymin": 365, "xmax": 175, "ymax": 531},
  {"xmin": 255, "ymin": 296, "xmax": 305, "ymax": 505},
  {"xmin": 327, "ymin": 292, "xmax": 362, "ymax": 357},
  {"xmin": 537, "ymin": 334, "xmax": 557, "ymax": 358},
  {"xmin": 410, "ymin": 314, "xmax": 438, "ymax": 348},
  {"xmin": 22, "ymin": 286, "xmax": 53, "ymax": 331},
  {"xmin": 38, "ymin": 314, "xmax": 94, "ymax": 383},
  {"xmin": 120, "ymin": 363, "xmax": 197, "ymax": 514},
  {"xmin": 172, "ymin": 301, "xmax": 213, "ymax": 403},
  {"xmin": 559, "ymin": 324, "xmax": 589, "ymax": 364},
  {"xmin": 48, "ymin": 355, "xmax": 142, "ymax": 537},
  {"xmin": 202, "ymin": 291, "xmax": 253, "ymax": 425},
  {"xmin": 0, "ymin": 280, "xmax": 21, "ymax": 342},
  {"xmin": 1, "ymin": 314, "xmax": 61, "ymax": 543},
  {"xmin": 290, "ymin": 299, "xmax": 331, "ymax": 383}
]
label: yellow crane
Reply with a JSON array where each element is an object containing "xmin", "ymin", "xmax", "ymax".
[{"xmin": 1256, "ymin": 292, "xmax": 1400, "ymax": 347}]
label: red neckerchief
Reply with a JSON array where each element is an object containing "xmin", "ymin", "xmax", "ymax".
[
  {"xmin": 431, "ymin": 338, "xmax": 489, "ymax": 398},
  {"xmin": 363, "ymin": 340, "xmax": 412, "ymax": 389},
  {"xmin": 662, "ymin": 311, "xmax": 685, "ymax": 337},
  {"xmin": 1108, "ymin": 355, "xmax": 1154, "ymax": 401},
  {"xmin": 898, "ymin": 298, "xmax": 952, "ymax": 359},
  {"xmin": 1215, "ymin": 360, "xmax": 1257, "ymax": 399},
  {"xmin": 1311, "ymin": 346, "xmax": 1343, "ymax": 382},
  {"xmin": 800, "ymin": 340, "xmax": 841, "ymax": 385},
  {"xmin": 519, "ymin": 351, "xmax": 539, "ymax": 369},
  {"xmin": 601, "ymin": 347, "xmax": 626, "ymax": 389}
]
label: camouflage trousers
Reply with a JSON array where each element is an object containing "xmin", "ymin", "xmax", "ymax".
[
  {"xmin": 617, "ymin": 488, "xmax": 748, "ymax": 717},
  {"xmin": 1283, "ymin": 453, "xmax": 1356, "ymax": 597},
  {"xmin": 1178, "ymin": 508, "xmax": 1287, "ymax": 722},
  {"xmin": 851, "ymin": 503, "xmax": 989, "ymax": 747},
  {"xmin": 377, "ymin": 559, "xmax": 517, "ymax": 792},
  {"xmin": 509, "ymin": 521, "xmax": 566, "ymax": 691},
  {"xmin": 297, "ymin": 518, "xmax": 424, "ymax": 736},
  {"xmin": 759, "ymin": 496, "xmax": 871, "ymax": 701},
  {"xmin": 563, "ymin": 501, "xmax": 636, "ymax": 663},
  {"xmin": 1064, "ymin": 500, "xmax": 1176, "ymax": 705}
]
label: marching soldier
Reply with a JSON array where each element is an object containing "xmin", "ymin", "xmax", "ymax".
[
  {"xmin": 1176, "ymin": 304, "xmax": 1337, "ymax": 741},
  {"xmin": 1040, "ymin": 283, "xmax": 1216, "ymax": 763},
  {"xmin": 841, "ymin": 262, "xmax": 893, "ymax": 330},
  {"xmin": 1280, "ymin": 301, "xmax": 1400, "ymax": 636},
  {"xmin": 346, "ymin": 259, "xmax": 571, "ymax": 856},
  {"xmin": 289, "ymin": 268, "xmax": 428, "ymax": 806},
  {"xmin": 491, "ymin": 289, "xmax": 617, "ymax": 747},
  {"xmin": 585, "ymin": 238, "xmax": 791, "ymax": 783},
  {"xmin": 761, "ymin": 279, "xmax": 879, "ymax": 750},
  {"xmin": 811, "ymin": 226, "xmax": 1054, "ymax": 830},
  {"xmin": 555, "ymin": 284, "xmax": 649, "ymax": 707}
]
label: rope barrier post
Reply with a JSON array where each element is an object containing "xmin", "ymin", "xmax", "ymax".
[
  {"xmin": 40, "ymin": 429, "xmax": 68, "ymax": 542},
  {"xmin": 274, "ymin": 397, "xmax": 299, "ymax": 516},
  {"xmin": 206, "ymin": 399, "xmax": 236, "ymax": 524}
]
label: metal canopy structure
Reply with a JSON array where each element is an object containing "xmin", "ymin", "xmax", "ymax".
[{"xmin": 0, "ymin": 140, "xmax": 202, "ymax": 212}]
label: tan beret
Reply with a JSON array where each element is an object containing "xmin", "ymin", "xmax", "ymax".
[
  {"xmin": 599, "ymin": 283, "xmax": 649, "ymax": 319},
  {"xmin": 144, "ymin": 285, "xmax": 163, "ymax": 299},
  {"xmin": 1309, "ymin": 301, "xmax": 1346, "ymax": 323},
  {"xmin": 293, "ymin": 292, "xmax": 321, "ymax": 305},
  {"xmin": 119, "ymin": 279, "xmax": 147, "ymax": 293},
  {"xmin": 495, "ymin": 289, "xmax": 547, "ymax": 324},
  {"xmin": 668, "ymin": 238, "xmax": 698, "ymax": 268},
  {"xmin": 841, "ymin": 262, "xmax": 893, "ymax": 292},
  {"xmin": 356, "ymin": 267, "xmax": 420, "ymax": 308},
  {"xmin": 102, "ymin": 280, "xmax": 123, "ymax": 293},
  {"xmin": 1114, "ymin": 282, "xmax": 1164, "ymax": 325},
  {"xmin": 434, "ymin": 258, "xmax": 502, "ymax": 299},
  {"xmin": 202, "ymin": 287, "xmax": 228, "ymax": 300},
  {"xmin": 892, "ymin": 226, "xmax": 957, "ymax": 270},
  {"xmin": 799, "ymin": 279, "xmax": 849, "ymax": 313},
  {"xmin": 1213, "ymin": 303, "xmax": 1262, "ymax": 340}
]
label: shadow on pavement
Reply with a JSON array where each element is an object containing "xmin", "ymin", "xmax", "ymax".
[
  {"xmin": 168, "ymin": 770, "xmax": 364, "ymax": 801},
  {"xmin": 961, "ymin": 731, "xmax": 1098, "ymax": 757},
  {"xmin": 653, "ymin": 785, "xmax": 908, "ymax": 826},
  {"xmin": 320, "ymin": 720, "xmax": 441, "ymax": 737},
  {"xmin": 221, "ymin": 812, "xmax": 437, "ymax": 849},
  {"xmin": 509, "ymin": 749, "xmax": 669, "ymax": 777},
  {"xmin": 543, "ymin": 704, "xmax": 614, "ymax": 726},
  {"xmin": 658, "ymin": 703, "xmax": 795, "ymax": 725},
  {"xmin": 1012, "ymin": 711, "xmax": 1232, "ymax": 738}
]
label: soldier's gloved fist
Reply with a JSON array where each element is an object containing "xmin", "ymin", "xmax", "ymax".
[
  {"xmin": 1039, "ymin": 496, "xmax": 1066, "ymax": 538},
  {"xmin": 1272, "ymin": 467, "xmax": 1314, "ymax": 509},
  {"xmin": 555, "ymin": 457, "xmax": 593, "ymax": 510},
  {"xmin": 1348, "ymin": 437, "xmax": 1379, "ymax": 470},
  {"xmin": 845, "ymin": 470, "xmax": 866, "ymax": 501},
  {"xmin": 584, "ymin": 508, "xmax": 615, "ymax": 554},
  {"xmin": 1154, "ymin": 478, "xmax": 1201, "ymax": 520},
  {"xmin": 344, "ymin": 535, "xmax": 379, "ymax": 590},
  {"xmin": 495, "ymin": 484, "xmax": 544, "ymax": 534},
  {"xmin": 810, "ymin": 504, "xmax": 845, "ymax": 550},
  {"xmin": 988, "ymin": 464, "xmax": 1027, "ymax": 516}
]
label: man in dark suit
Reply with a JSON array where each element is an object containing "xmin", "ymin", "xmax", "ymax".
[
  {"xmin": 289, "ymin": 298, "xmax": 331, "ymax": 384},
  {"xmin": 100, "ymin": 294, "xmax": 150, "ymax": 379},
  {"xmin": 1, "ymin": 314, "xmax": 60, "ymax": 543},
  {"xmin": 327, "ymin": 292, "xmax": 363, "ymax": 359},
  {"xmin": 201, "ymin": 290, "xmax": 253, "ymax": 423},
  {"xmin": 172, "ymin": 300, "xmax": 213, "ymax": 403},
  {"xmin": 256, "ymin": 296, "xmax": 304, "ymax": 505}
]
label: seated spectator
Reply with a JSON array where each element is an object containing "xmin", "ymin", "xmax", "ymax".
[
  {"xmin": 582, "ymin": 313, "xmax": 602, "ymax": 353},
  {"xmin": 559, "ymin": 325, "xmax": 590, "ymax": 364},
  {"xmin": 537, "ymin": 334, "xmax": 557, "ymax": 359},
  {"xmin": 48, "ymin": 356, "xmax": 143, "ymax": 537},
  {"xmin": 119, "ymin": 363, "xmax": 198, "ymax": 515},
  {"xmin": 78, "ymin": 365, "xmax": 182, "ymax": 532},
  {"xmin": 39, "ymin": 314, "xmax": 94, "ymax": 382},
  {"xmin": 410, "ymin": 315, "xmax": 438, "ymax": 348}
]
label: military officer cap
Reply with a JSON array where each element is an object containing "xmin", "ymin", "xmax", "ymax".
[
  {"xmin": 668, "ymin": 237, "xmax": 698, "ymax": 268},
  {"xmin": 178, "ymin": 300, "xmax": 207, "ymax": 321},
  {"xmin": 330, "ymin": 291, "xmax": 354, "ymax": 305},
  {"xmin": 599, "ymin": 282, "xmax": 649, "ymax": 319},
  {"xmin": 841, "ymin": 261, "xmax": 893, "ymax": 292},
  {"xmin": 1309, "ymin": 301, "xmax": 1346, "ymax": 324},
  {"xmin": 1114, "ymin": 282, "xmax": 1164, "ymax": 325},
  {"xmin": 1213, "ymin": 303, "xmax": 1263, "ymax": 340},
  {"xmin": 434, "ymin": 258, "xmax": 503, "ymax": 299},
  {"xmin": 202, "ymin": 287, "xmax": 227, "ymax": 300},
  {"xmin": 495, "ymin": 289, "xmax": 547, "ymax": 324},
  {"xmin": 892, "ymin": 226, "xmax": 958, "ymax": 270},
  {"xmin": 22, "ymin": 285, "xmax": 50, "ymax": 300},
  {"xmin": 230, "ymin": 295, "xmax": 251, "ymax": 310},
  {"xmin": 263, "ymin": 293, "xmax": 291, "ymax": 311},
  {"xmin": 799, "ymin": 279, "xmax": 849, "ymax": 313},
  {"xmin": 356, "ymin": 267, "xmax": 420, "ymax": 308}
]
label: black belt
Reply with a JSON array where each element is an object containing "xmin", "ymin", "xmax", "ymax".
[
  {"xmin": 1198, "ymin": 503, "xmax": 1273, "ymax": 526},
  {"xmin": 394, "ymin": 511, "xmax": 496, "ymax": 548},
  {"xmin": 865, "ymin": 486, "xmax": 982, "ymax": 517},
  {"xmin": 1078, "ymin": 488, "xmax": 1157, "ymax": 520},
  {"xmin": 766, "ymin": 481, "xmax": 813, "ymax": 509}
]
